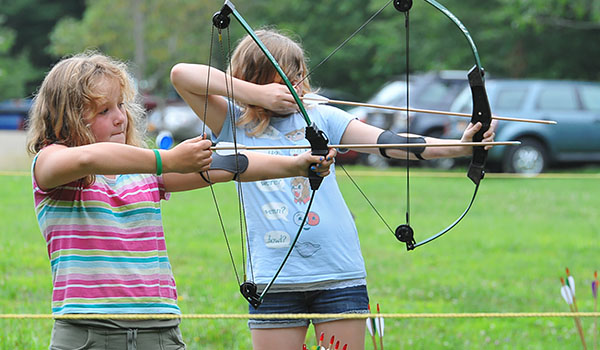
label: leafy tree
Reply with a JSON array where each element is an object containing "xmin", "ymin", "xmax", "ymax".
[
  {"xmin": 0, "ymin": 16, "xmax": 36, "ymax": 100},
  {"xmin": 0, "ymin": 0, "xmax": 85, "ymax": 97},
  {"xmin": 46, "ymin": 0, "xmax": 600, "ymax": 100},
  {"xmin": 49, "ymin": 0, "xmax": 223, "ymax": 95},
  {"xmin": 493, "ymin": 0, "xmax": 600, "ymax": 80}
]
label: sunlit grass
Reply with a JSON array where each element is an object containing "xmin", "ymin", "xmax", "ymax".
[{"xmin": 0, "ymin": 165, "xmax": 598, "ymax": 349}]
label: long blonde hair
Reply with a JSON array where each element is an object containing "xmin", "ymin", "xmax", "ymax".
[
  {"xmin": 27, "ymin": 51, "xmax": 145, "ymax": 154},
  {"xmin": 229, "ymin": 29, "xmax": 312, "ymax": 136},
  {"xmin": 27, "ymin": 51, "xmax": 146, "ymax": 185}
]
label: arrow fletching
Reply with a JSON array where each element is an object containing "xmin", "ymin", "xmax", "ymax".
[
  {"xmin": 302, "ymin": 93, "xmax": 330, "ymax": 106},
  {"xmin": 376, "ymin": 303, "xmax": 385, "ymax": 337},
  {"xmin": 592, "ymin": 271, "xmax": 598, "ymax": 299},
  {"xmin": 561, "ymin": 285, "xmax": 574, "ymax": 305},
  {"xmin": 565, "ymin": 267, "xmax": 576, "ymax": 296},
  {"xmin": 366, "ymin": 304, "xmax": 375, "ymax": 336},
  {"xmin": 567, "ymin": 275, "xmax": 576, "ymax": 296},
  {"xmin": 213, "ymin": 141, "xmax": 247, "ymax": 156}
]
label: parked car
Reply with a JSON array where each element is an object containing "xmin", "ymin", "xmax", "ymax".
[
  {"xmin": 147, "ymin": 101, "xmax": 210, "ymax": 142},
  {"xmin": 360, "ymin": 70, "xmax": 469, "ymax": 168},
  {"xmin": 446, "ymin": 79, "xmax": 600, "ymax": 174},
  {"xmin": 0, "ymin": 98, "xmax": 32, "ymax": 130}
]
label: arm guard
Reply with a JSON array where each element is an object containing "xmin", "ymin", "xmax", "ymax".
[
  {"xmin": 200, "ymin": 153, "xmax": 249, "ymax": 183},
  {"xmin": 377, "ymin": 130, "xmax": 426, "ymax": 160}
]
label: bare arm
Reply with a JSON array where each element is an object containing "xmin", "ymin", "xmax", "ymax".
[
  {"xmin": 34, "ymin": 136, "xmax": 213, "ymax": 191},
  {"xmin": 163, "ymin": 148, "xmax": 337, "ymax": 192},
  {"xmin": 340, "ymin": 119, "xmax": 497, "ymax": 160},
  {"xmin": 170, "ymin": 63, "xmax": 298, "ymax": 136}
]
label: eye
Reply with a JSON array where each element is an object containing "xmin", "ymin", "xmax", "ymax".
[
  {"xmin": 118, "ymin": 102, "xmax": 125, "ymax": 109},
  {"xmin": 99, "ymin": 108, "xmax": 109, "ymax": 115}
]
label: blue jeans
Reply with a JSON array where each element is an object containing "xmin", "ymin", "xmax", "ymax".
[{"xmin": 248, "ymin": 285, "xmax": 369, "ymax": 329}]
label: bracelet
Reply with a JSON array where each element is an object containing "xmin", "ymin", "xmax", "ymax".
[{"xmin": 152, "ymin": 149, "xmax": 163, "ymax": 176}]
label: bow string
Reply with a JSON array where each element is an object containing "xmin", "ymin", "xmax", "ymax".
[{"xmin": 211, "ymin": 0, "xmax": 329, "ymax": 308}]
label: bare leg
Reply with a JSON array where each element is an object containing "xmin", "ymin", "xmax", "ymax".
[
  {"xmin": 314, "ymin": 319, "xmax": 366, "ymax": 350},
  {"xmin": 251, "ymin": 326, "xmax": 308, "ymax": 350}
]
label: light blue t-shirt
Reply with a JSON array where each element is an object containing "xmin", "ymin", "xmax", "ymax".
[{"xmin": 215, "ymin": 104, "xmax": 366, "ymax": 285}]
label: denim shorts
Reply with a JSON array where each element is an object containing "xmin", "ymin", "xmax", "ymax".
[{"xmin": 248, "ymin": 285, "xmax": 369, "ymax": 329}]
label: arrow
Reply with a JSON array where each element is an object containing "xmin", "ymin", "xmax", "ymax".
[
  {"xmin": 302, "ymin": 94, "xmax": 557, "ymax": 125},
  {"xmin": 318, "ymin": 332, "xmax": 325, "ymax": 350},
  {"xmin": 366, "ymin": 304, "xmax": 378, "ymax": 350},
  {"xmin": 376, "ymin": 303, "xmax": 385, "ymax": 350},
  {"xmin": 561, "ymin": 275, "xmax": 587, "ymax": 349},
  {"xmin": 566, "ymin": 268, "xmax": 580, "ymax": 312},
  {"xmin": 211, "ymin": 141, "xmax": 521, "ymax": 152},
  {"xmin": 326, "ymin": 335, "xmax": 335, "ymax": 350}
]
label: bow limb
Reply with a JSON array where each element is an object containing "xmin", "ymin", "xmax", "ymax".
[
  {"xmin": 394, "ymin": 0, "xmax": 493, "ymax": 250},
  {"xmin": 213, "ymin": 1, "xmax": 329, "ymax": 190},
  {"xmin": 421, "ymin": 0, "xmax": 492, "ymax": 184},
  {"xmin": 212, "ymin": 0, "xmax": 328, "ymax": 308}
]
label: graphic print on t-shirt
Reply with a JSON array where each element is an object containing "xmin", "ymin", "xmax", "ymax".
[
  {"xmin": 291, "ymin": 177, "xmax": 310, "ymax": 204},
  {"xmin": 256, "ymin": 178, "xmax": 286, "ymax": 193},
  {"xmin": 284, "ymin": 128, "xmax": 305, "ymax": 142},
  {"xmin": 256, "ymin": 125, "xmax": 281, "ymax": 140},
  {"xmin": 262, "ymin": 201, "xmax": 289, "ymax": 221}
]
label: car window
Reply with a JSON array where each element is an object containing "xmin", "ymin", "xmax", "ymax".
[
  {"xmin": 371, "ymin": 81, "xmax": 407, "ymax": 105},
  {"xmin": 493, "ymin": 87, "xmax": 527, "ymax": 110},
  {"xmin": 415, "ymin": 81, "xmax": 453, "ymax": 105},
  {"xmin": 579, "ymin": 85, "xmax": 600, "ymax": 112},
  {"xmin": 449, "ymin": 87, "xmax": 472, "ymax": 114},
  {"xmin": 536, "ymin": 85, "xmax": 579, "ymax": 111}
]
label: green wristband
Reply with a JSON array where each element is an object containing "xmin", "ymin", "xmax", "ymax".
[{"xmin": 153, "ymin": 149, "xmax": 162, "ymax": 176}]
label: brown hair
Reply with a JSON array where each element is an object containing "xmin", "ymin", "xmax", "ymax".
[
  {"xmin": 27, "ymin": 51, "xmax": 146, "ymax": 184},
  {"xmin": 229, "ymin": 28, "xmax": 312, "ymax": 136}
]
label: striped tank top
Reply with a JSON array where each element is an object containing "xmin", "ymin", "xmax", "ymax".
[{"xmin": 32, "ymin": 162, "xmax": 180, "ymax": 316}]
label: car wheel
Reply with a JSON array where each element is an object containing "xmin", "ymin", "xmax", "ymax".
[{"xmin": 502, "ymin": 138, "xmax": 547, "ymax": 174}]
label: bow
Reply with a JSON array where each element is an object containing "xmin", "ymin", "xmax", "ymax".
[
  {"xmin": 381, "ymin": 0, "xmax": 493, "ymax": 250},
  {"xmin": 211, "ymin": 0, "xmax": 329, "ymax": 308},
  {"xmin": 207, "ymin": 0, "xmax": 494, "ymax": 308}
]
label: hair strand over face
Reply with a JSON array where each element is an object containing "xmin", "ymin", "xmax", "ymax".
[{"xmin": 229, "ymin": 29, "xmax": 312, "ymax": 136}]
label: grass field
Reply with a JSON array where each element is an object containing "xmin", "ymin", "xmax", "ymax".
[{"xmin": 0, "ymin": 165, "xmax": 599, "ymax": 349}]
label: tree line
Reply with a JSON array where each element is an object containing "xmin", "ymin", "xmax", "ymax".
[{"xmin": 2, "ymin": 0, "xmax": 599, "ymax": 102}]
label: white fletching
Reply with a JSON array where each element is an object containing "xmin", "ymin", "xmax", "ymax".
[
  {"xmin": 568, "ymin": 275, "xmax": 576, "ymax": 296},
  {"xmin": 561, "ymin": 285, "xmax": 573, "ymax": 305},
  {"xmin": 214, "ymin": 142, "xmax": 246, "ymax": 156},
  {"xmin": 366, "ymin": 318, "xmax": 374, "ymax": 336},
  {"xmin": 376, "ymin": 316, "xmax": 385, "ymax": 337},
  {"xmin": 302, "ymin": 93, "xmax": 329, "ymax": 106}
]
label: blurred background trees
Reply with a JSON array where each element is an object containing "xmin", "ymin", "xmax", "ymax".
[{"xmin": 1, "ymin": 0, "xmax": 599, "ymax": 101}]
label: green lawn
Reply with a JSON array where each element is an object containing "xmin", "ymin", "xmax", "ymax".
[{"xmin": 1, "ymin": 166, "xmax": 599, "ymax": 349}]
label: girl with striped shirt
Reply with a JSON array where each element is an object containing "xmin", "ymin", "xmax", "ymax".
[{"xmin": 26, "ymin": 51, "xmax": 335, "ymax": 350}]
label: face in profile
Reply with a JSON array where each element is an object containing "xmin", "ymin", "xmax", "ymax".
[{"xmin": 87, "ymin": 78, "xmax": 128, "ymax": 144}]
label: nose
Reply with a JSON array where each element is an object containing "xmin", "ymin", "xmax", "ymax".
[{"xmin": 114, "ymin": 107, "xmax": 127, "ymax": 125}]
